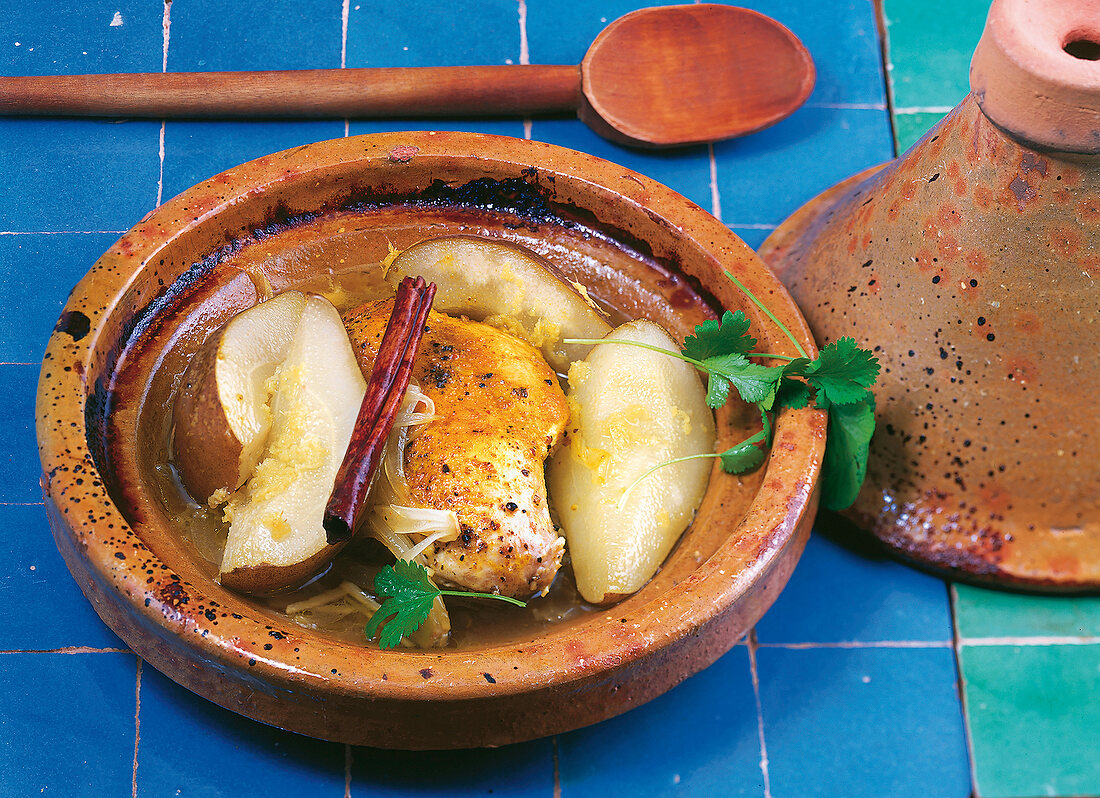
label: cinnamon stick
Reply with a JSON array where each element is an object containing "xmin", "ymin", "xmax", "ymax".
[{"xmin": 324, "ymin": 277, "xmax": 436, "ymax": 542}]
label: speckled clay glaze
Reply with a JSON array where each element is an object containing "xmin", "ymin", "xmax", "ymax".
[
  {"xmin": 36, "ymin": 131, "xmax": 824, "ymax": 748},
  {"xmin": 761, "ymin": 0, "xmax": 1100, "ymax": 590}
]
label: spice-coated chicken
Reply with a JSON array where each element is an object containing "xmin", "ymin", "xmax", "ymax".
[{"xmin": 343, "ymin": 298, "xmax": 568, "ymax": 598}]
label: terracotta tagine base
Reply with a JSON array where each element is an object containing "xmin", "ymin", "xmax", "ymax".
[
  {"xmin": 760, "ymin": 0, "xmax": 1100, "ymax": 591},
  {"xmin": 37, "ymin": 131, "xmax": 824, "ymax": 748}
]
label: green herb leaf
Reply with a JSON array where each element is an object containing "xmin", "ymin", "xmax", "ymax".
[
  {"xmin": 718, "ymin": 429, "xmax": 768, "ymax": 473},
  {"xmin": 364, "ymin": 561, "xmax": 439, "ymax": 649},
  {"xmin": 703, "ymin": 354, "xmax": 784, "ymax": 406},
  {"xmin": 682, "ymin": 310, "xmax": 757, "ymax": 361},
  {"xmin": 803, "ymin": 337, "xmax": 880, "ymax": 407},
  {"xmin": 705, "ymin": 375, "xmax": 731, "ymax": 409},
  {"xmin": 774, "ymin": 376, "xmax": 814, "ymax": 410},
  {"xmin": 820, "ymin": 393, "xmax": 876, "ymax": 511},
  {"xmin": 364, "ymin": 560, "xmax": 527, "ymax": 649}
]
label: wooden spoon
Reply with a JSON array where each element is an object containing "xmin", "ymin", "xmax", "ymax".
[{"xmin": 0, "ymin": 5, "xmax": 814, "ymax": 148}]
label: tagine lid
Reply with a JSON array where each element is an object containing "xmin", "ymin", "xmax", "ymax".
[{"xmin": 970, "ymin": 0, "xmax": 1100, "ymax": 154}]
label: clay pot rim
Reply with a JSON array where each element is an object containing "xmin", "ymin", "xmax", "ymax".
[
  {"xmin": 971, "ymin": 0, "xmax": 1100, "ymax": 153},
  {"xmin": 37, "ymin": 130, "xmax": 823, "ymax": 706}
]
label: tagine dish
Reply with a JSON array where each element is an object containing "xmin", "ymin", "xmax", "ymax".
[{"xmin": 37, "ymin": 132, "xmax": 824, "ymax": 748}]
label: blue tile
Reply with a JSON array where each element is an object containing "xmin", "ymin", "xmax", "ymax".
[
  {"xmin": 160, "ymin": 120, "xmax": 346, "ymax": 203},
  {"xmin": 347, "ymin": 118, "xmax": 527, "ymax": 139},
  {"xmin": 347, "ymin": 0, "xmax": 520, "ymax": 67},
  {"xmin": 757, "ymin": 646, "xmax": 970, "ymax": 798},
  {"xmin": 137, "ymin": 667, "xmax": 346, "ymax": 796},
  {"xmin": 166, "ymin": 0, "xmax": 342, "ymax": 71},
  {"xmin": 0, "ymin": 3, "xmax": 162, "ymax": 233},
  {"xmin": 530, "ymin": 119, "xmax": 713, "ymax": 213},
  {"xmin": 1, "ymin": 0, "xmax": 163, "ymax": 76},
  {"xmin": 755, "ymin": 530, "xmax": 952, "ymax": 644},
  {"xmin": 0, "ymin": 118, "xmax": 160, "ymax": 233},
  {"xmin": 352, "ymin": 739, "xmax": 554, "ymax": 797},
  {"xmin": 0, "ymin": 363, "xmax": 43, "ymax": 504},
  {"xmin": 557, "ymin": 646, "xmax": 763, "ymax": 797},
  {"xmin": 526, "ymin": 1, "xmax": 661, "ymax": 65},
  {"xmin": 714, "ymin": 106, "xmax": 893, "ymax": 227},
  {"xmin": 0, "ymin": 232, "xmax": 117, "ymax": 363},
  {"xmin": 0, "ymin": 652, "xmax": 137, "ymax": 794},
  {"xmin": 0, "ymin": 504, "xmax": 126, "ymax": 650}
]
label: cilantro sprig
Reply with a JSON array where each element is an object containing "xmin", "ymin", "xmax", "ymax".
[
  {"xmin": 364, "ymin": 560, "xmax": 526, "ymax": 649},
  {"xmin": 566, "ymin": 270, "xmax": 880, "ymax": 511}
]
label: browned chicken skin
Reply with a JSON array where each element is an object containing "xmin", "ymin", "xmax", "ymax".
[{"xmin": 343, "ymin": 298, "xmax": 569, "ymax": 598}]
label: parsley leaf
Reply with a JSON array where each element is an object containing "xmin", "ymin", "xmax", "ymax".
[
  {"xmin": 364, "ymin": 560, "xmax": 439, "ymax": 649},
  {"xmin": 773, "ymin": 376, "xmax": 814, "ymax": 410},
  {"xmin": 364, "ymin": 560, "xmax": 527, "ymax": 649},
  {"xmin": 820, "ymin": 393, "xmax": 876, "ymax": 511},
  {"xmin": 696, "ymin": 353, "xmax": 784, "ymax": 408},
  {"xmin": 705, "ymin": 374, "xmax": 732, "ymax": 408},
  {"xmin": 718, "ymin": 429, "xmax": 767, "ymax": 473},
  {"xmin": 803, "ymin": 338, "xmax": 880, "ymax": 407},
  {"xmin": 682, "ymin": 310, "xmax": 757, "ymax": 360}
]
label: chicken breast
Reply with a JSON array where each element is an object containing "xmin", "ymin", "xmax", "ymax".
[{"xmin": 343, "ymin": 298, "xmax": 569, "ymax": 598}]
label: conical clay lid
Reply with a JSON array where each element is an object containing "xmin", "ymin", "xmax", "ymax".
[{"xmin": 760, "ymin": 0, "xmax": 1100, "ymax": 590}]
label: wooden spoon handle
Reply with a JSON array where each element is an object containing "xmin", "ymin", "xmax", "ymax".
[{"xmin": 0, "ymin": 65, "xmax": 581, "ymax": 118}]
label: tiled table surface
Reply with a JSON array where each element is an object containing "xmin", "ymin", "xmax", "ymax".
[{"xmin": 1, "ymin": 1, "xmax": 1097, "ymax": 797}]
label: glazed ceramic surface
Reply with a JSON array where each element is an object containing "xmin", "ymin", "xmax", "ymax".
[
  {"xmin": 761, "ymin": 0, "xmax": 1100, "ymax": 590},
  {"xmin": 36, "ymin": 132, "xmax": 823, "ymax": 748}
]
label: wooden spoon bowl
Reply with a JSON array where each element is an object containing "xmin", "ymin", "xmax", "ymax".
[
  {"xmin": 36, "ymin": 132, "xmax": 824, "ymax": 748},
  {"xmin": 581, "ymin": 4, "xmax": 816, "ymax": 147}
]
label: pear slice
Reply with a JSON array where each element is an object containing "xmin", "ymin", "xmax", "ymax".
[
  {"xmin": 548, "ymin": 320, "xmax": 715, "ymax": 604},
  {"xmin": 219, "ymin": 295, "xmax": 367, "ymax": 594},
  {"xmin": 386, "ymin": 236, "xmax": 612, "ymax": 372},
  {"xmin": 173, "ymin": 291, "xmax": 307, "ymax": 505}
]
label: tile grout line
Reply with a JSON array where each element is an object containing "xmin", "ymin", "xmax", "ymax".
[
  {"xmin": 156, "ymin": 0, "xmax": 172, "ymax": 209},
  {"xmin": 518, "ymin": 0, "xmax": 532, "ymax": 140},
  {"xmin": 343, "ymin": 743, "xmax": 353, "ymax": 798},
  {"xmin": 804, "ymin": 102, "xmax": 889, "ymax": 110},
  {"xmin": 871, "ymin": 0, "xmax": 900, "ymax": 159},
  {"xmin": 161, "ymin": 1, "xmax": 171, "ymax": 73},
  {"xmin": 341, "ymin": 0, "xmax": 350, "ymax": 137},
  {"xmin": 949, "ymin": 584, "xmax": 981, "ymax": 798},
  {"xmin": 959, "ymin": 635, "xmax": 1100, "ymax": 647},
  {"xmin": 893, "ymin": 105, "xmax": 955, "ymax": 114},
  {"xmin": 0, "ymin": 647, "xmax": 132, "ymax": 654},
  {"xmin": 552, "ymin": 735, "xmax": 561, "ymax": 798},
  {"xmin": 131, "ymin": 657, "xmax": 143, "ymax": 798},
  {"xmin": 0, "ymin": 501, "xmax": 45, "ymax": 505},
  {"xmin": 0, "ymin": 231, "xmax": 128, "ymax": 236},
  {"xmin": 756, "ymin": 640, "xmax": 953, "ymax": 649},
  {"xmin": 747, "ymin": 629, "xmax": 773, "ymax": 798},
  {"xmin": 708, "ymin": 142, "xmax": 722, "ymax": 222}
]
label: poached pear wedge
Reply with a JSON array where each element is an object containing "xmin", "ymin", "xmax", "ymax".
[
  {"xmin": 548, "ymin": 321, "xmax": 715, "ymax": 604},
  {"xmin": 173, "ymin": 290, "xmax": 307, "ymax": 505},
  {"xmin": 386, "ymin": 236, "xmax": 612, "ymax": 372},
  {"xmin": 219, "ymin": 295, "xmax": 367, "ymax": 594}
]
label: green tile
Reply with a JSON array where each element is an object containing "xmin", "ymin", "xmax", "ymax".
[
  {"xmin": 883, "ymin": 0, "xmax": 989, "ymax": 109},
  {"xmin": 960, "ymin": 644, "xmax": 1100, "ymax": 797},
  {"xmin": 893, "ymin": 110, "xmax": 946, "ymax": 153},
  {"xmin": 955, "ymin": 585, "xmax": 1100, "ymax": 640}
]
